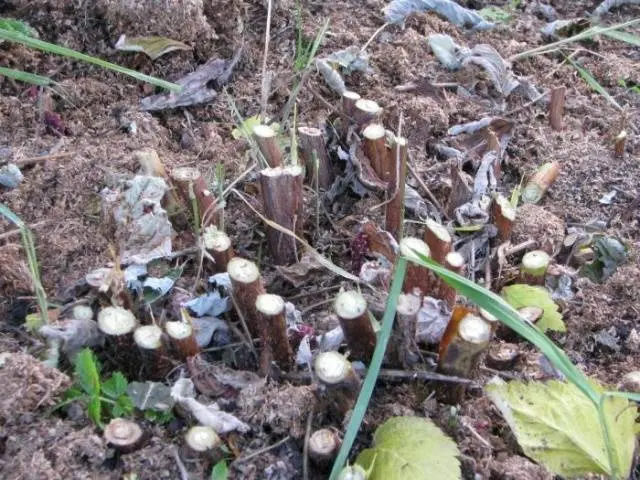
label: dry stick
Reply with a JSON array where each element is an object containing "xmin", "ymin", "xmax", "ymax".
[
  {"xmin": 260, "ymin": 0, "xmax": 273, "ymax": 121},
  {"xmin": 165, "ymin": 319, "xmax": 201, "ymax": 360},
  {"xmin": 182, "ymin": 426, "xmax": 223, "ymax": 467},
  {"xmin": 504, "ymin": 90, "xmax": 549, "ymax": 117},
  {"xmin": 171, "ymin": 167, "xmax": 218, "ymax": 228},
  {"xmin": 491, "ymin": 195, "xmax": 516, "ymax": 243},
  {"xmin": 227, "ymin": 257, "xmax": 266, "ymax": 339},
  {"xmin": 353, "ymin": 99, "xmax": 381, "ymax": 128},
  {"xmin": 614, "ymin": 130, "xmax": 627, "ymax": 158},
  {"xmin": 253, "ymin": 125, "xmax": 283, "ymax": 167},
  {"xmin": 230, "ymin": 188, "xmax": 362, "ymax": 284},
  {"xmin": 522, "ymin": 161, "xmax": 560, "ymax": 204},
  {"xmin": 255, "ymin": 293, "xmax": 293, "ymax": 370},
  {"xmin": 334, "ymin": 290, "xmax": 376, "ymax": 362},
  {"xmin": 259, "ymin": 166, "xmax": 304, "ymax": 265},
  {"xmin": 233, "ymin": 436, "xmax": 291, "ymax": 464},
  {"xmin": 436, "ymin": 307, "xmax": 492, "ymax": 404},
  {"xmin": 202, "ymin": 226, "xmax": 234, "ymax": 273},
  {"xmin": 391, "ymin": 292, "xmax": 422, "ymax": 369},
  {"xmin": 298, "ymin": 126, "xmax": 333, "ymax": 189},
  {"xmin": 308, "ymin": 428, "xmax": 342, "ymax": 470},
  {"xmin": 406, "ymin": 159, "xmax": 449, "ymax": 220},
  {"xmin": 440, "ymin": 251, "xmax": 465, "ymax": 309},
  {"xmin": 520, "ymin": 250, "xmax": 551, "ymax": 285},
  {"xmin": 0, "ymin": 221, "xmax": 46, "ymax": 241},
  {"xmin": 133, "ymin": 324, "xmax": 172, "ymax": 380},
  {"xmin": 385, "ymin": 136, "xmax": 407, "ymax": 240},
  {"xmin": 104, "ymin": 418, "xmax": 146, "ymax": 454},
  {"xmin": 399, "ymin": 237, "xmax": 432, "ymax": 296},
  {"xmin": 362, "ymin": 124, "xmax": 387, "ymax": 180},
  {"xmin": 549, "ymin": 86, "xmax": 566, "ymax": 131},
  {"xmin": 15, "ymin": 151, "xmax": 73, "ymax": 167},
  {"xmin": 314, "ymin": 351, "xmax": 361, "ymax": 418}
]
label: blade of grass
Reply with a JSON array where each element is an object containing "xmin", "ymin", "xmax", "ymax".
[
  {"xmin": 0, "ymin": 203, "xmax": 48, "ymax": 327},
  {"xmin": 0, "ymin": 66, "xmax": 55, "ymax": 86},
  {"xmin": 329, "ymin": 257, "xmax": 407, "ymax": 480},
  {"xmin": 566, "ymin": 57, "xmax": 622, "ymax": 111},
  {"xmin": 0, "ymin": 28, "xmax": 180, "ymax": 92},
  {"xmin": 510, "ymin": 18, "xmax": 640, "ymax": 61},
  {"xmin": 602, "ymin": 29, "xmax": 640, "ymax": 47}
]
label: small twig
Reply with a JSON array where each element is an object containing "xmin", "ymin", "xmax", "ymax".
[
  {"xmin": 406, "ymin": 158, "xmax": 449, "ymax": 220},
  {"xmin": 302, "ymin": 408, "xmax": 314, "ymax": 480},
  {"xmin": 480, "ymin": 366, "xmax": 521, "ymax": 380},
  {"xmin": 0, "ymin": 221, "xmax": 46, "ymax": 241},
  {"xmin": 285, "ymin": 368, "xmax": 475, "ymax": 385},
  {"xmin": 233, "ymin": 436, "xmax": 291, "ymax": 464},
  {"xmin": 461, "ymin": 418, "xmax": 492, "ymax": 450},
  {"xmin": 503, "ymin": 239, "xmax": 537, "ymax": 257},
  {"xmin": 286, "ymin": 285, "xmax": 342, "ymax": 301},
  {"xmin": 260, "ymin": 0, "xmax": 274, "ymax": 121},
  {"xmin": 15, "ymin": 152, "xmax": 73, "ymax": 167},
  {"xmin": 360, "ymin": 23, "xmax": 389, "ymax": 52},
  {"xmin": 300, "ymin": 298, "xmax": 335, "ymax": 316},
  {"xmin": 222, "ymin": 162, "xmax": 257, "ymax": 198},
  {"xmin": 171, "ymin": 446, "xmax": 190, "ymax": 480},
  {"xmin": 504, "ymin": 90, "xmax": 549, "ymax": 117}
]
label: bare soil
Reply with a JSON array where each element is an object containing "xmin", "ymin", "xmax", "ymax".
[{"xmin": 1, "ymin": 0, "xmax": 639, "ymax": 479}]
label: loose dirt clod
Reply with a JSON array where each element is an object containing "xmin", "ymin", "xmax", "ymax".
[{"xmin": 511, "ymin": 203, "xmax": 565, "ymax": 255}]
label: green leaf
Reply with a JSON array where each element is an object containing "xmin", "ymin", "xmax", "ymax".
[
  {"xmin": 102, "ymin": 372, "xmax": 128, "ymax": 399},
  {"xmin": 485, "ymin": 378, "xmax": 638, "ymax": 478},
  {"xmin": 63, "ymin": 386, "xmax": 85, "ymax": 401},
  {"xmin": 0, "ymin": 18, "xmax": 38, "ymax": 37},
  {"xmin": 74, "ymin": 348, "xmax": 101, "ymax": 396},
  {"xmin": 567, "ymin": 57, "xmax": 622, "ymax": 111},
  {"xmin": 210, "ymin": 459, "xmax": 229, "ymax": 480},
  {"xmin": 355, "ymin": 416, "xmax": 461, "ymax": 480},
  {"xmin": 0, "ymin": 67, "xmax": 54, "ymax": 86},
  {"xmin": 112, "ymin": 394, "xmax": 134, "ymax": 417},
  {"xmin": 144, "ymin": 409, "xmax": 175, "ymax": 424},
  {"xmin": 88, "ymin": 396, "xmax": 103, "ymax": 427},
  {"xmin": 602, "ymin": 29, "xmax": 640, "ymax": 47},
  {"xmin": 501, "ymin": 284, "xmax": 565, "ymax": 332},
  {"xmin": 231, "ymin": 115, "xmax": 262, "ymax": 140},
  {"xmin": 579, "ymin": 236, "xmax": 627, "ymax": 283},
  {"xmin": 479, "ymin": 6, "xmax": 512, "ymax": 23},
  {"xmin": 114, "ymin": 34, "xmax": 191, "ymax": 61}
]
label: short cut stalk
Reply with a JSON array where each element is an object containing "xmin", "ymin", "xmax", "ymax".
[
  {"xmin": 334, "ymin": 290, "xmax": 376, "ymax": 362},
  {"xmin": 253, "ymin": 124, "xmax": 283, "ymax": 167},
  {"xmin": 227, "ymin": 257, "xmax": 266, "ymax": 338}
]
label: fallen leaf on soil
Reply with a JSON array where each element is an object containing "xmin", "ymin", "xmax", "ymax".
[
  {"xmin": 140, "ymin": 47, "xmax": 242, "ymax": 110},
  {"xmin": 171, "ymin": 378, "xmax": 250, "ymax": 433},
  {"xmin": 184, "ymin": 290, "xmax": 230, "ymax": 317},
  {"xmin": 485, "ymin": 377, "xmax": 637, "ymax": 478},
  {"xmin": 356, "ymin": 416, "xmax": 461, "ymax": 480},
  {"xmin": 39, "ymin": 318, "xmax": 104, "ymax": 361},
  {"xmin": 275, "ymin": 253, "xmax": 326, "ymax": 288},
  {"xmin": 500, "ymin": 284, "xmax": 565, "ymax": 332},
  {"xmin": 325, "ymin": 46, "xmax": 370, "ymax": 74},
  {"xmin": 415, "ymin": 296, "xmax": 451, "ymax": 344},
  {"xmin": 384, "ymin": 0, "xmax": 494, "ymax": 30},
  {"xmin": 0, "ymin": 163, "xmax": 23, "ymax": 189},
  {"xmin": 127, "ymin": 381, "xmax": 175, "ymax": 411},
  {"xmin": 115, "ymin": 34, "xmax": 191, "ymax": 60},
  {"xmin": 579, "ymin": 235, "xmax": 627, "ymax": 283}
]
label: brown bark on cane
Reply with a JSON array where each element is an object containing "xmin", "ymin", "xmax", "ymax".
[
  {"xmin": 104, "ymin": 418, "xmax": 146, "ymax": 454},
  {"xmin": 253, "ymin": 124, "xmax": 283, "ymax": 167},
  {"xmin": 522, "ymin": 161, "xmax": 560, "ymax": 204},
  {"xmin": 362, "ymin": 124, "xmax": 388, "ymax": 180},
  {"xmin": 97, "ymin": 306, "xmax": 139, "ymax": 372},
  {"xmin": 520, "ymin": 250, "xmax": 550, "ymax": 285},
  {"xmin": 202, "ymin": 226, "xmax": 234, "ymax": 273},
  {"xmin": 342, "ymin": 91, "xmax": 361, "ymax": 119},
  {"xmin": 227, "ymin": 257, "xmax": 266, "ymax": 338},
  {"xmin": 308, "ymin": 428, "xmax": 342, "ymax": 470},
  {"xmin": 255, "ymin": 293, "xmax": 293, "ymax": 370},
  {"xmin": 485, "ymin": 342, "xmax": 520, "ymax": 370},
  {"xmin": 491, "ymin": 195, "xmax": 516, "ymax": 243},
  {"xmin": 423, "ymin": 219, "xmax": 452, "ymax": 264},
  {"xmin": 171, "ymin": 167, "xmax": 218, "ymax": 227},
  {"xmin": 439, "ymin": 251, "xmax": 465, "ymax": 309},
  {"xmin": 353, "ymin": 99, "xmax": 381, "ymax": 128},
  {"xmin": 165, "ymin": 319, "xmax": 201, "ymax": 360},
  {"xmin": 385, "ymin": 136, "xmax": 407, "ymax": 240},
  {"xmin": 437, "ymin": 306, "xmax": 492, "ymax": 404},
  {"xmin": 314, "ymin": 351, "xmax": 361, "ymax": 419},
  {"xmin": 615, "ymin": 130, "xmax": 627, "ymax": 159},
  {"xmin": 133, "ymin": 324, "xmax": 172, "ymax": 380},
  {"xmin": 390, "ymin": 292, "xmax": 422, "ymax": 368},
  {"xmin": 181, "ymin": 426, "xmax": 223, "ymax": 469},
  {"xmin": 334, "ymin": 290, "xmax": 376, "ymax": 362},
  {"xmin": 549, "ymin": 86, "xmax": 566, "ymax": 131},
  {"xmin": 259, "ymin": 166, "xmax": 304, "ymax": 265},
  {"xmin": 298, "ymin": 126, "xmax": 333, "ymax": 190},
  {"xmin": 399, "ymin": 237, "xmax": 432, "ymax": 297}
]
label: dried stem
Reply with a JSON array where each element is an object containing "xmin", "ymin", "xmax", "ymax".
[
  {"xmin": 491, "ymin": 195, "xmax": 516, "ymax": 243},
  {"xmin": 255, "ymin": 293, "xmax": 293, "ymax": 370},
  {"xmin": 202, "ymin": 226, "xmax": 234, "ymax": 273},
  {"xmin": 171, "ymin": 167, "xmax": 218, "ymax": 228},
  {"xmin": 362, "ymin": 124, "xmax": 387, "ymax": 180},
  {"xmin": 133, "ymin": 324, "xmax": 172, "ymax": 380},
  {"xmin": 314, "ymin": 351, "xmax": 361, "ymax": 418},
  {"xmin": 253, "ymin": 124, "xmax": 283, "ymax": 167},
  {"xmin": 385, "ymin": 136, "xmax": 407, "ymax": 240},
  {"xmin": 341, "ymin": 91, "xmax": 361, "ymax": 119},
  {"xmin": 227, "ymin": 257, "xmax": 266, "ymax": 338},
  {"xmin": 182, "ymin": 426, "xmax": 223, "ymax": 467},
  {"xmin": 165, "ymin": 319, "xmax": 200, "ymax": 360},
  {"xmin": 520, "ymin": 250, "xmax": 550, "ymax": 285},
  {"xmin": 485, "ymin": 343, "xmax": 520, "ymax": 370},
  {"xmin": 614, "ymin": 130, "xmax": 627, "ymax": 159},
  {"xmin": 104, "ymin": 418, "xmax": 146, "ymax": 453},
  {"xmin": 423, "ymin": 219, "xmax": 451, "ymax": 264},
  {"xmin": 298, "ymin": 126, "xmax": 333, "ymax": 190},
  {"xmin": 437, "ymin": 307, "xmax": 492, "ymax": 404},
  {"xmin": 549, "ymin": 86, "xmax": 566, "ymax": 131},
  {"xmin": 439, "ymin": 251, "xmax": 464, "ymax": 309},
  {"xmin": 308, "ymin": 428, "xmax": 341, "ymax": 469},
  {"xmin": 390, "ymin": 292, "xmax": 422, "ymax": 368},
  {"xmin": 353, "ymin": 99, "xmax": 381, "ymax": 128},
  {"xmin": 399, "ymin": 237, "xmax": 432, "ymax": 297},
  {"xmin": 334, "ymin": 290, "xmax": 376, "ymax": 362},
  {"xmin": 259, "ymin": 166, "xmax": 304, "ymax": 265},
  {"xmin": 522, "ymin": 161, "xmax": 560, "ymax": 204}
]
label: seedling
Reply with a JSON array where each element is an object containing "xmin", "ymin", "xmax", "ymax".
[{"xmin": 57, "ymin": 348, "xmax": 134, "ymax": 429}]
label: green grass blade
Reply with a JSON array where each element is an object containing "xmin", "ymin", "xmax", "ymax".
[
  {"xmin": 0, "ymin": 66, "xmax": 54, "ymax": 86},
  {"xmin": 567, "ymin": 57, "xmax": 622, "ymax": 111},
  {"xmin": 405, "ymin": 251, "xmax": 601, "ymax": 405},
  {"xmin": 602, "ymin": 30, "xmax": 640, "ymax": 47},
  {"xmin": 0, "ymin": 28, "xmax": 181, "ymax": 92},
  {"xmin": 329, "ymin": 258, "xmax": 408, "ymax": 479},
  {"xmin": 510, "ymin": 18, "xmax": 640, "ymax": 61}
]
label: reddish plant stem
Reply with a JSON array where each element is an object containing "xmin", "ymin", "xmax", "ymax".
[
  {"xmin": 298, "ymin": 126, "xmax": 333, "ymax": 190},
  {"xmin": 384, "ymin": 136, "xmax": 407, "ymax": 240}
]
